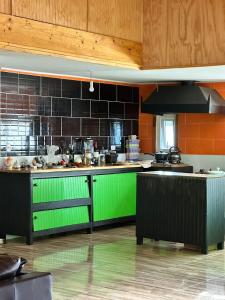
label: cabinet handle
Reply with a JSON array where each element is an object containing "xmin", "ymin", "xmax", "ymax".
[
  {"xmin": 33, "ymin": 183, "xmax": 38, "ymax": 187},
  {"xmin": 93, "ymin": 179, "xmax": 97, "ymax": 182},
  {"xmin": 33, "ymin": 216, "xmax": 37, "ymax": 220},
  {"xmin": 85, "ymin": 179, "xmax": 88, "ymax": 183}
]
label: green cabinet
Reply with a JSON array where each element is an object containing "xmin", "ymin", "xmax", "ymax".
[
  {"xmin": 32, "ymin": 176, "xmax": 89, "ymax": 203},
  {"xmin": 33, "ymin": 206, "xmax": 89, "ymax": 231},
  {"xmin": 93, "ymin": 173, "xmax": 136, "ymax": 222}
]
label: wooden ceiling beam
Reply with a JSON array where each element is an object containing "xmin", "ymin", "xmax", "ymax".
[{"xmin": 0, "ymin": 13, "xmax": 142, "ymax": 69}]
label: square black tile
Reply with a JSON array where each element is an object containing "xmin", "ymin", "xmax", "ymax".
[
  {"xmin": 1, "ymin": 72, "xmax": 18, "ymax": 94},
  {"xmin": 117, "ymin": 85, "xmax": 133, "ymax": 102},
  {"xmin": 62, "ymin": 79, "xmax": 81, "ymax": 98},
  {"xmin": 62, "ymin": 117, "xmax": 80, "ymax": 136},
  {"xmin": 133, "ymin": 87, "xmax": 139, "ymax": 103},
  {"xmin": 81, "ymin": 119, "xmax": 99, "ymax": 136},
  {"xmin": 125, "ymin": 103, "xmax": 139, "ymax": 119},
  {"xmin": 41, "ymin": 117, "xmax": 61, "ymax": 136},
  {"xmin": 52, "ymin": 97, "xmax": 71, "ymax": 117},
  {"xmin": 19, "ymin": 74, "xmax": 41, "ymax": 95},
  {"xmin": 41, "ymin": 77, "xmax": 61, "ymax": 97},
  {"xmin": 91, "ymin": 100, "xmax": 108, "ymax": 118},
  {"xmin": 123, "ymin": 120, "xmax": 132, "ymax": 136},
  {"xmin": 72, "ymin": 99, "xmax": 90, "ymax": 118},
  {"xmin": 29, "ymin": 96, "xmax": 51, "ymax": 116},
  {"xmin": 0, "ymin": 93, "xmax": 7, "ymax": 113},
  {"xmin": 82, "ymin": 81, "xmax": 99, "ymax": 100},
  {"xmin": 100, "ymin": 119, "xmax": 110, "ymax": 136},
  {"xmin": 45, "ymin": 136, "xmax": 52, "ymax": 146},
  {"xmin": 132, "ymin": 120, "xmax": 139, "ymax": 136},
  {"xmin": 100, "ymin": 83, "xmax": 116, "ymax": 101},
  {"xmin": 6, "ymin": 94, "xmax": 29, "ymax": 115},
  {"xmin": 33, "ymin": 116, "xmax": 41, "ymax": 136},
  {"xmin": 109, "ymin": 102, "xmax": 124, "ymax": 119}
]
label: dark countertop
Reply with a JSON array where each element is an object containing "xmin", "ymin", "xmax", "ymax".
[{"xmin": 150, "ymin": 163, "xmax": 192, "ymax": 168}]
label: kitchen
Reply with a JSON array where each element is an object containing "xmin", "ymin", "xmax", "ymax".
[{"xmin": 1, "ymin": 1, "xmax": 225, "ymax": 300}]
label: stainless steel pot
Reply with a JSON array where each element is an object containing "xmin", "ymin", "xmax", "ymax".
[
  {"xmin": 153, "ymin": 151, "xmax": 168, "ymax": 163},
  {"xmin": 168, "ymin": 146, "xmax": 181, "ymax": 164}
]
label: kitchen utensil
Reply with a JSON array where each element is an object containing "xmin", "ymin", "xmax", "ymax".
[
  {"xmin": 73, "ymin": 138, "xmax": 84, "ymax": 154},
  {"xmin": 152, "ymin": 151, "xmax": 168, "ymax": 163},
  {"xmin": 168, "ymin": 146, "xmax": 181, "ymax": 164},
  {"xmin": 105, "ymin": 152, "xmax": 118, "ymax": 164}
]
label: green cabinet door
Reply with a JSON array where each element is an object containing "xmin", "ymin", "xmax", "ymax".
[
  {"xmin": 33, "ymin": 206, "xmax": 89, "ymax": 231},
  {"xmin": 93, "ymin": 173, "xmax": 136, "ymax": 222},
  {"xmin": 32, "ymin": 176, "xmax": 89, "ymax": 203}
]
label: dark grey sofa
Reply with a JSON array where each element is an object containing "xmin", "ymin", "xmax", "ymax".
[{"xmin": 0, "ymin": 271, "xmax": 52, "ymax": 300}]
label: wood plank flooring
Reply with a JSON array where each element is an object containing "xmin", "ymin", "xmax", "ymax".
[{"xmin": 1, "ymin": 225, "xmax": 225, "ymax": 300}]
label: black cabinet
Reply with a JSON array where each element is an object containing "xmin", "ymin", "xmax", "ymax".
[{"xmin": 136, "ymin": 172, "xmax": 225, "ymax": 254}]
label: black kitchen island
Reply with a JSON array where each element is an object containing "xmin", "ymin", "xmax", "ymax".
[{"xmin": 136, "ymin": 171, "xmax": 225, "ymax": 254}]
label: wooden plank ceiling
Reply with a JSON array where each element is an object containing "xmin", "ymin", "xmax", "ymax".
[
  {"xmin": 143, "ymin": 0, "xmax": 225, "ymax": 69},
  {"xmin": 0, "ymin": 0, "xmax": 11, "ymax": 14},
  {"xmin": 11, "ymin": 0, "xmax": 143, "ymax": 42}
]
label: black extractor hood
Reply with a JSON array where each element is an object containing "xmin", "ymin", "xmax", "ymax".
[{"xmin": 141, "ymin": 81, "xmax": 225, "ymax": 114}]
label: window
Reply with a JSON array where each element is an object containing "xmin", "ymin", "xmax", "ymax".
[{"xmin": 156, "ymin": 114, "xmax": 177, "ymax": 152}]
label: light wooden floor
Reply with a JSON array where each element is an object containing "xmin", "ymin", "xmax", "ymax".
[{"xmin": 1, "ymin": 225, "xmax": 225, "ymax": 300}]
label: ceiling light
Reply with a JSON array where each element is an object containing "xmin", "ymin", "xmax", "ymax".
[{"xmin": 89, "ymin": 71, "xmax": 95, "ymax": 92}]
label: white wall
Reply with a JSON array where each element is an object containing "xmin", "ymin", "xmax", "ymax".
[{"xmin": 181, "ymin": 154, "xmax": 225, "ymax": 172}]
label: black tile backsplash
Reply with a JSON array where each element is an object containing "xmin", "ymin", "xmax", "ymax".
[
  {"xmin": 72, "ymin": 99, "xmax": 90, "ymax": 118},
  {"xmin": 100, "ymin": 83, "xmax": 116, "ymax": 101},
  {"xmin": 62, "ymin": 118, "xmax": 80, "ymax": 136},
  {"xmin": 82, "ymin": 81, "xmax": 100, "ymax": 100},
  {"xmin": 91, "ymin": 100, "xmax": 108, "ymax": 118},
  {"xmin": 62, "ymin": 79, "xmax": 81, "ymax": 98},
  {"xmin": 82, "ymin": 119, "xmax": 99, "ymax": 137},
  {"xmin": 100, "ymin": 119, "xmax": 111, "ymax": 136},
  {"xmin": 123, "ymin": 120, "xmax": 132, "ymax": 136},
  {"xmin": 117, "ymin": 85, "xmax": 133, "ymax": 102},
  {"xmin": 125, "ymin": 103, "xmax": 139, "ymax": 119},
  {"xmin": 41, "ymin": 77, "xmax": 61, "ymax": 97},
  {"xmin": 29, "ymin": 96, "xmax": 51, "ymax": 116},
  {"xmin": 1, "ymin": 73, "xmax": 18, "ymax": 94},
  {"xmin": 41, "ymin": 117, "xmax": 61, "ymax": 136},
  {"xmin": 109, "ymin": 102, "xmax": 124, "ymax": 119},
  {"xmin": 19, "ymin": 74, "xmax": 41, "ymax": 95},
  {"xmin": 52, "ymin": 97, "xmax": 71, "ymax": 117},
  {"xmin": 0, "ymin": 72, "xmax": 139, "ymax": 156}
]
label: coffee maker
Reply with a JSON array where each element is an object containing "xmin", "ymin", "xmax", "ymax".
[{"xmin": 73, "ymin": 138, "xmax": 84, "ymax": 154}]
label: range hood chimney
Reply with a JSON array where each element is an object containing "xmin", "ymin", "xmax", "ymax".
[{"xmin": 141, "ymin": 81, "xmax": 225, "ymax": 114}]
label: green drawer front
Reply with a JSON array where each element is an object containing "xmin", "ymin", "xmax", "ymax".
[
  {"xmin": 33, "ymin": 176, "xmax": 89, "ymax": 203},
  {"xmin": 93, "ymin": 172, "xmax": 136, "ymax": 222},
  {"xmin": 33, "ymin": 206, "xmax": 89, "ymax": 231}
]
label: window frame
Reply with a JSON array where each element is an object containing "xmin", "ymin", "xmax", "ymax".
[{"xmin": 155, "ymin": 114, "xmax": 177, "ymax": 152}]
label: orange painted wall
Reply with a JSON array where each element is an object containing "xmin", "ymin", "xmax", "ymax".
[
  {"xmin": 139, "ymin": 84, "xmax": 155, "ymax": 153},
  {"xmin": 178, "ymin": 83, "xmax": 225, "ymax": 155},
  {"xmin": 139, "ymin": 82, "xmax": 225, "ymax": 155}
]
